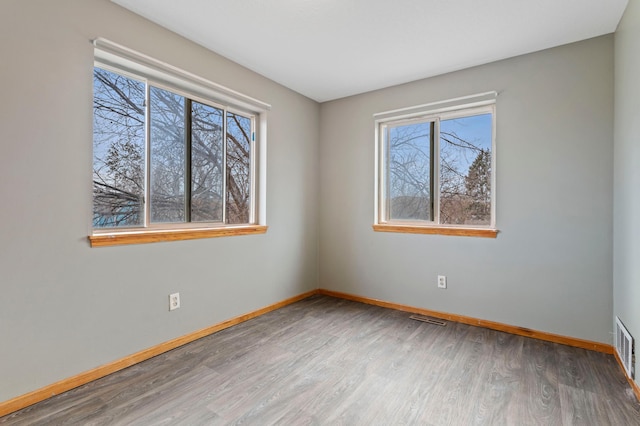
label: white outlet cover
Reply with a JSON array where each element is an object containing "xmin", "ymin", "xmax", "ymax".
[
  {"xmin": 437, "ymin": 276, "xmax": 447, "ymax": 289},
  {"xmin": 169, "ymin": 292, "xmax": 180, "ymax": 310}
]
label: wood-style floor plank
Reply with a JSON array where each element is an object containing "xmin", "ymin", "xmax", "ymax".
[
  {"xmin": 2, "ymin": 295, "xmax": 639, "ymax": 425},
  {"xmin": 509, "ymin": 338, "xmax": 561, "ymax": 426}
]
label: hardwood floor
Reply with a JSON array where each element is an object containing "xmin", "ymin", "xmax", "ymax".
[{"xmin": 2, "ymin": 295, "xmax": 639, "ymax": 425}]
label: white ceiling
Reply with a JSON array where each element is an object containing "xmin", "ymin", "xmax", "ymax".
[{"xmin": 111, "ymin": 0, "xmax": 628, "ymax": 103}]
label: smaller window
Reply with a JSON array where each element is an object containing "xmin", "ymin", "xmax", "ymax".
[{"xmin": 375, "ymin": 96, "xmax": 497, "ymax": 237}]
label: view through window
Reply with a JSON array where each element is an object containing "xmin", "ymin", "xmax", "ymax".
[
  {"xmin": 378, "ymin": 104, "xmax": 495, "ymax": 229},
  {"xmin": 93, "ymin": 67, "xmax": 254, "ymax": 229}
]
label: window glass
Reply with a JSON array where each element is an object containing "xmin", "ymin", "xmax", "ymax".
[
  {"xmin": 439, "ymin": 113, "xmax": 492, "ymax": 225},
  {"xmin": 388, "ymin": 121, "xmax": 432, "ymax": 221},
  {"xmin": 191, "ymin": 101, "xmax": 224, "ymax": 222},
  {"xmin": 92, "ymin": 68, "xmax": 145, "ymax": 228},
  {"xmin": 226, "ymin": 112, "xmax": 252, "ymax": 224},
  {"xmin": 377, "ymin": 105, "xmax": 495, "ymax": 229},
  {"xmin": 150, "ymin": 86, "xmax": 186, "ymax": 223}
]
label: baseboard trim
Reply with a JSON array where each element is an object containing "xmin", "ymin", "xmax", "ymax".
[
  {"xmin": 613, "ymin": 350, "xmax": 640, "ymax": 402},
  {"xmin": 0, "ymin": 290, "xmax": 318, "ymax": 418},
  {"xmin": 1, "ymin": 288, "xmax": 624, "ymax": 417},
  {"xmin": 317, "ymin": 289, "xmax": 613, "ymax": 354}
]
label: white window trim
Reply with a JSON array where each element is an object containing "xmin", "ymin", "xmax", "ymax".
[
  {"xmin": 374, "ymin": 92, "xmax": 498, "ymax": 236},
  {"xmin": 90, "ymin": 39, "xmax": 269, "ymax": 245},
  {"xmin": 93, "ymin": 38, "xmax": 271, "ymax": 113}
]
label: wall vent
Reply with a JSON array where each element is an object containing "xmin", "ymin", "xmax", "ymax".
[{"xmin": 615, "ymin": 316, "xmax": 635, "ymax": 380}]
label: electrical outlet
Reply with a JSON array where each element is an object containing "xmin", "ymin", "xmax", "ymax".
[
  {"xmin": 437, "ymin": 275, "xmax": 447, "ymax": 289},
  {"xmin": 169, "ymin": 292, "xmax": 180, "ymax": 311}
]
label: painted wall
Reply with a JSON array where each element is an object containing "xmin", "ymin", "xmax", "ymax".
[
  {"xmin": 614, "ymin": 0, "xmax": 640, "ymax": 388},
  {"xmin": 319, "ymin": 36, "xmax": 614, "ymax": 344},
  {"xmin": 0, "ymin": 0, "xmax": 319, "ymax": 402}
]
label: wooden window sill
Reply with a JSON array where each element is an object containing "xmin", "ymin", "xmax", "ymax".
[
  {"xmin": 373, "ymin": 224, "xmax": 498, "ymax": 238},
  {"xmin": 89, "ymin": 225, "xmax": 268, "ymax": 247}
]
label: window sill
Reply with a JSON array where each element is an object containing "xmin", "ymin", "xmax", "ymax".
[
  {"xmin": 89, "ymin": 225, "xmax": 268, "ymax": 247},
  {"xmin": 372, "ymin": 224, "xmax": 498, "ymax": 238}
]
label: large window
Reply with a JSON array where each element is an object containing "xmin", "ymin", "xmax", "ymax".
[
  {"xmin": 375, "ymin": 98, "xmax": 496, "ymax": 237},
  {"xmin": 90, "ymin": 39, "xmax": 268, "ymax": 246}
]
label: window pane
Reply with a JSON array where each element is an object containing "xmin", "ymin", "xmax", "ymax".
[
  {"xmin": 191, "ymin": 102, "xmax": 224, "ymax": 222},
  {"xmin": 388, "ymin": 122, "xmax": 432, "ymax": 221},
  {"xmin": 150, "ymin": 86, "xmax": 186, "ymax": 223},
  {"xmin": 439, "ymin": 113, "xmax": 492, "ymax": 225},
  {"xmin": 226, "ymin": 112, "xmax": 252, "ymax": 224},
  {"xmin": 93, "ymin": 67, "xmax": 145, "ymax": 228}
]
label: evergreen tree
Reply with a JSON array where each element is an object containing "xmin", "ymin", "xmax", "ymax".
[{"xmin": 465, "ymin": 149, "xmax": 491, "ymax": 222}]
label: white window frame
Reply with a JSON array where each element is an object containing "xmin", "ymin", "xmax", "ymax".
[
  {"xmin": 374, "ymin": 92, "xmax": 497, "ymax": 237},
  {"xmin": 90, "ymin": 39, "xmax": 269, "ymax": 246}
]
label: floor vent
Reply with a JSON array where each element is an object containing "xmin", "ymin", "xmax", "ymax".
[
  {"xmin": 615, "ymin": 316, "xmax": 635, "ymax": 380},
  {"xmin": 410, "ymin": 315, "xmax": 447, "ymax": 326}
]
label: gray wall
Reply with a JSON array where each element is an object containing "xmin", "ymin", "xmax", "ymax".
[
  {"xmin": 0, "ymin": 0, "xmax": 319, "ymax": 402},
  {"xmin": 319, "ymin": 36, "xmax": 614, "ymax": 344},
  {"xmin": 614, "ymin": 1, "xmax": 640, "ymax": 388}
]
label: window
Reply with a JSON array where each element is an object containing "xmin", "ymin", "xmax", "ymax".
[
  {"xmin": 374, "ymin": 95, "xmax": 497, "ymax": 238},
  {"xmin": 90, "ymin": 39, "xmax": 268, "ymax": 246}
]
